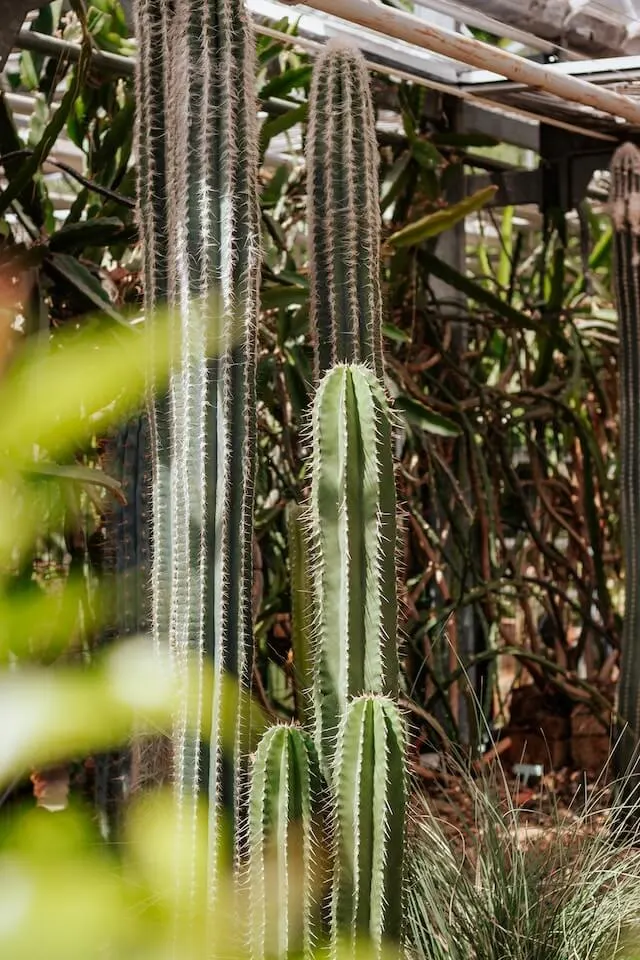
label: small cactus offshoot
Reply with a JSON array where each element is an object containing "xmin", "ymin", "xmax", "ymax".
[
  {"xmin": 333, "ymin": 695, "xmax": 407, "ymax": 954},
  {"xmin": 248, "ymin": 725, "xmax": 322, "ymax": 960}
]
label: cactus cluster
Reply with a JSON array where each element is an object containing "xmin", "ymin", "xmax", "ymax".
[
  {"xmin": 135, "ymin": 2, "xmax": 406, "ymax": 953},
  {"xmin": 248, "ymin": 39, "xmax": 407, "ymax": 959},
  {"xmin": 610, "ymin": 143, "xmax": 640, "ymax": 817}
]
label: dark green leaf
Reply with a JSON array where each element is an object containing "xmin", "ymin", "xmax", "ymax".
[
  {"xmin": 259, "ymin": 104, "xmax": 307, "ymax": 159},
  {"xmin": 45, "ymin": 252, "xmax": 126, "ymax": 325},
  {"xmin": 49, "ymin": 217, "xmax": 127, "ymax": 252}
]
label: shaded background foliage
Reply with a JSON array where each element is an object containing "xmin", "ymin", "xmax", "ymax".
[{"xmin": 0, "ymin": 0, "xmax": 621, "ymax": 806}]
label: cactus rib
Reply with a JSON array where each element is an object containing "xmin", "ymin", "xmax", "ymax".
[
  {"xmin": 133, "ymin": 0, "xmax": 172, "ymax": 662},
  {"xmin": 307, "ymin": 40, "xmax": 384, "ymax": 381}
]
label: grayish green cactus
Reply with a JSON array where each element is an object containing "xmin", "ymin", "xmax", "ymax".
[
  {"xmin": 135, "ymin": 0, "xmax": 261, "ymax": 902},
  {"xmin": 307, "ymin": 40, "xmax": 384, "ymax": 381},
  {"xmin": 333, "ymin": 695, "xmax": 406, "ymax": 954},
  {"xmin": 248, "ymin": 725, "xmax": 322, "ymax": 960},
  {"xmin": 310, "ymin": 364, "xmax": 399, "ymax": 773},
  {"xmin": 610, "ymin": 143, "xmax": 640, "ymax": 818}
]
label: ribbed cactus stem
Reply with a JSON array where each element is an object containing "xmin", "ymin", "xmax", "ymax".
[
  {"xmin": 103, "ymin": 415, "xmax": 152, "ymax": 640},
  {"xmin": 333, "ymin": 695, "xmax": 406, "ymax": 954},
  {"xmin": 288, "ymin": 503, "xmax": 314, "ymax": 726},
  {"xmin": 248, "ymin": 725, "xmax": 321, "ymax": 960},
  {"xmin": 136, "ymin": 0, "xmax": 261, "ymax": 907},
  {"xmin": 610, "ymin": 143, "xmax": 640, "ymax": 816},
  {"xmin": 133, "ymin": 0, "xmax": 171, "ymax": 661},
  {"xmin": 310, "ymin": 364, "xmax": 399, "ymax": 773},
  {"xmin": 307, "ymin": 41, "xmax": 384, "ymax": 381}
]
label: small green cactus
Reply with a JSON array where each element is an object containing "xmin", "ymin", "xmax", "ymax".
[
  {"xmin": 310, "ymin": 364, "xmax": 399, "ymax": 773},
  {"xmin": 333, "ymin": 695, "xmax": 407, "ymax": 953},
  {"xmin": 248, "ymin": 725, "xmax": 322, "ymax": 960},
  {"xmin": 307, "ymin": 40, "xmax": 384, "ymax": 381}
]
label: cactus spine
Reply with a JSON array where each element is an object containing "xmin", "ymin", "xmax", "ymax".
[
  {"xmin": 135, "ymin": 0, "xmax": 261, "ymax": 906},
  {"xmin": 248, "ymin": 726, "xmax": 321, "ymax": 960},
  {"xmin": 610, "ymin": 143, "xmax": 640, "ymax": 816},
  {"xmin": 333, "ymin": 695, "xmax": 406, "ymax": 952},
  {"xmin": 307, "ymin": 40, "xmax": 384, "ymax": 381},
  {"xmin": 310, "ymin": 364, "xmax": 399, "ymax": 773}
]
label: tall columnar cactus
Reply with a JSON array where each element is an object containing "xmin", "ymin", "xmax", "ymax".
[
  {"xmin": 134, "ymin": 0, "xmax": 261, "ymax": 902},
  {"xmin": 249, "ymin": 43, "xmax": 406, "ymax": 959},
  {"xmin": 310, "ymin": 363, "xmax": 399, "ymax": 773},
  {"xmin": 610, "ymin": 143, "xmax": 640, "ymax": 815},
  {"xmin": 333, "ymin": 695, "xmax": 406, "ymax": 952},
  {"xmin": 307, "ymin": 41, "xmax": 384, "ymax": 381},
  {"xmin": 248, "ymin": 726, "xmax": 322, "ymax": 960}
]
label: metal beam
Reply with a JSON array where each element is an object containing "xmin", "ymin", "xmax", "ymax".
[
  {"xmin": 465, "ymin": 169, "xmax": 542, "ymax": 207},
  {"xmin": 470, "ymin": 0, "xmax": 628, "ymax": 57},
  {"xmin": 293, "ymin": 0, "xmax": 640, "ymax": 125},
  {"xmin": 412, "ymin": 0, "xmax": 585, "ymax": 59},
  {"xmin": 460, "ymin": 102, "xmax": 539, "ymax": 152},
  {"xmin": 461, "ymin": 54, "xmax": 640, "ymax": 89}
]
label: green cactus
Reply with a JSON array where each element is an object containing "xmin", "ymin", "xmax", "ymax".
[
  {"xmin": 307, "ymin": 40, "xmax": 385, "ymax": 382},
  {"xmin": 333, "ymin": 695, "xmax": 406, "ymax": 953},
  {"xmin": 249, "ymin": 46, "xmax": 406, "ymax": 957},
  {"xmin": 248, "ymin": 725, "xmax": 322, "ymax": 960},
  {"xmin": 310, "ymin": 363, "xmax": 399, "ymax": 773},
  {"xmin": 135, "ymin": 0, "xmax": 261, "ymax": 897},
  {"xmin": 610, "ymin": 142, "xmax": 640, "ymax": 819},
  {"xmin": 134, "ymin": 14, "xmax": 409, "ymax": 951}
]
